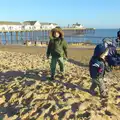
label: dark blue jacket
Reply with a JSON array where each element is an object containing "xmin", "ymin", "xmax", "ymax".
[
  {"xmin": 89, "ymin": 44, "xmax": 110, "ymax": 79},
  {"xmin": 89, "ymin": 57, "xmax": 105, "ymax": 79}
]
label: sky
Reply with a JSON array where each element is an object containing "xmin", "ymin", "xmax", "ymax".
[{"xmin": 0, "ymin": 0, "xmax": 120, "ymax": 28}]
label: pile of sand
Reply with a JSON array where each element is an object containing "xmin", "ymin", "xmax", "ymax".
[{"xmin": 0, "ymin": 51, "xmax": 119, "ymax": 120}]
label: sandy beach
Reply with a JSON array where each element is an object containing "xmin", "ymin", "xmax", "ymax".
[{"xmin": 0, "ymin": 45, "xmax": 120, "ymax": 120}]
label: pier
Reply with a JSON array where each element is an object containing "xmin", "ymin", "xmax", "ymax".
[{"xmin": 0, "ymin": 28, "xmax": 95, "ymax": 45}]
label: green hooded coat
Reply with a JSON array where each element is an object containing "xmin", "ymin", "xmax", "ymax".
[{"xmin": 47, "ymin": 27, "xmax": 67, "ymax": 58}]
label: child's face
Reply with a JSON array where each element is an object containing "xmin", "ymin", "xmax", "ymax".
[{"xmin": 54, "ymin": 32, "xmax": 60, "ymax": 38}]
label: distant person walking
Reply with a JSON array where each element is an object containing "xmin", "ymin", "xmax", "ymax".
[
  {"xmin": 46, "ymin": 27, "xmax": 68, "ymax": 80},
  {"xmin": 89, "ymin": 44, "xmax": 110, "ymax": 98}
]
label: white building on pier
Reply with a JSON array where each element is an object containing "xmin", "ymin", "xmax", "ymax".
[
  {"xmin": 22, "ymin": 21, "xmax": 41, "ymax": 30},
  {"xmin": 40, "ymin": 22, "xmax": 58, "ymax": 29},
  {"xmin": 0, "ymin": 21, "xmax": 58, "ymax": 31},
  {"xmin": 0, "ymin": 21, "xmax": 22, "ymax": 31},
  {"xmin": 72, "ymin": 22, "xmax": 84, "ymax": 28},
  {"xmin": 22, "ymin": 21, "xmax": 58, "ymax": 30}
]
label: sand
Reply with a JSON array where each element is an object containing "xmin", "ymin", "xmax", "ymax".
[{"xmin": 0, "ymin": 45, "xmax": 120, "ymax": 120}]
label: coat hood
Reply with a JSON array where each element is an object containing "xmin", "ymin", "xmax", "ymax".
[
  {"xmin": 49, "ymin": 27, "xmax": 64, "ymax": 40},
  {"xmin": 93, "ymin": 44, "xmax": 107, "ymax": 57},
  {"xmin": 102, "ymin": 38, "xmax": 113, "ymax": 47}
]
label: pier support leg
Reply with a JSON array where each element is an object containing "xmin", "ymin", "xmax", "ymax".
[
  {"xmin": 0, "ymin": 33, "xmax": 2, "ymax": 45},
  {"xmin": 29, "ymin": 31, "xmax": 32, "ymax": 42},
  {"xmin": 16, "ymin": 32, "xmax": 18, "ymax": 44},
  {"xmin": 25, "ymin": 32, "xmax": 28, "ymax": 44},
  {"xmin": 43, "ymin": 30, "xmax": 45, "ymax": 42},
  {"xmin": 10, "ymin": 32, "xmax": 13, "ymax": 44},
  {"xmin": 32, "ymin": 31, "xmax": 34, "ymax": 41},
  {"xmin": 20, "ymin": 32, "xmax": 23, "ymax": 44},
  {"xmin": 4, "ymin": 32, "xmax": 7, "ymax": 45}
]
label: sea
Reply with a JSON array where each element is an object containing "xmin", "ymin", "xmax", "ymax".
[
  {"xmin": 0, "ymin": 29, "xmax": 119, "ymax": 45},
  {"xmin": 66, "ymin": 29, "xmax": 119, "ymax": 44}
]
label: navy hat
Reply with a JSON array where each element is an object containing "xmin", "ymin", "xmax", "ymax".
[{"xmin": 94, "ymin": 44, "xmax": 107, "ymax": 57}]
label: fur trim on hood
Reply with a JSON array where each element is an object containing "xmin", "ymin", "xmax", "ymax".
[{"xmin": 49, "ymin": 27, "xmax": 64, "ymax": 40}]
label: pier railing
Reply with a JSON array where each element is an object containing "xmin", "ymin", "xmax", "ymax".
[{"xmin": 0, "ymin": 34, "xmax": 119, "ymax": 47}]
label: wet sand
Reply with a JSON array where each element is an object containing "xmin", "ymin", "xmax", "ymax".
[{"xmin": 0, "ymin": 45, "xmax": 94, "ymax": 65}]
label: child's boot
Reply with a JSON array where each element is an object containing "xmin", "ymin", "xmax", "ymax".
[
  {"xmin": 100, "ymin": 91, "xmax": 107, "ymax": 98},
  {"xmin": 50, "ymin": 74, "xmax": 55, "ymax": 80},
  {"xmin": 90, "ymin": 89, "xmax": 98, "ymax": 96},
  {"xmin": 90, "ymin": 82, "xmax": 98, "ymax": 96},
  {"xmin": 60, "ymin": 72, "xmax": 65, "ymax": 79}
]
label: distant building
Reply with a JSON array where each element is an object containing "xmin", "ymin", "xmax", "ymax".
[
  {"xmin": 23, "ymin": 21, "xmax": 58, "ymax": 30},
  {"xmin": 40, "ymin": 22, "xmax": 58, "ymax": 29},
  {"xmin": 0, "ymin": 21, "xmax": 22, "ymax": 31},
  {"xmin": 72, "ymin": 23, "xmax": 84, "ymax": 28},
  {"xmin": 49, "ymin": 23, "xmax": 58, "ymax": 29},
  {"xmin": 0, "ymin": 21, "xmax": 58, "ymax": 31},
  {"xmin": 22, "ymin": 21, "xmax": 41, "ymax": 30}
]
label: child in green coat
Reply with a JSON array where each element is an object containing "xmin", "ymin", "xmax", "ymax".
[{"xmin": 47, "ymin": 27, "xmax": 68, "ymax": 80}]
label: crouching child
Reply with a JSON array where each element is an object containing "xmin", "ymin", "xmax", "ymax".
[{"xmin": 89, "ymin": 44, "xmax": 110, "ymax": 98}]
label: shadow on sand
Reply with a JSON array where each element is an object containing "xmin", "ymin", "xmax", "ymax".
[
  {"xmin": 0, "ymin": 69, "xmax": 91, "ymax": 119},
  {"xmin": 68, "ymin": 58, "xmax": 89, "ymax": 67}
]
